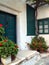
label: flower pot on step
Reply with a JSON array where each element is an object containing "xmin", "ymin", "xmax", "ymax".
[
  {"xmin": 0, "ymin": 56, "xmax": 1, "ymax": 63},
  {"xmin": 1, "ymin": 56, "xmax": 11, "ymax": 65},
  {"xmin": 11, "ymin": 54, "xmax": 16, "ymax": 61}
]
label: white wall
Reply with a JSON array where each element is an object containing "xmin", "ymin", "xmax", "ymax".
[
  {"xmin": 37, "ymin": 5, "xmax": 49, "ymax": 46},
  {"xmin": 17, "ymin": 4, "xmax": 28, "ymax": 50},
  {"xmin": 0, "ymin": 0, "xmax": 26, "ymax": 11},
  {"xmin": 37, "ymin": 5, "xmax": 49, "ymax": 19},
  {"xmin": 0, "ymin": 0, "xmax": 49, "ymax": 50}
]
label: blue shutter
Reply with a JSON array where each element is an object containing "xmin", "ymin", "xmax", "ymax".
[{"xmin": 26, "ymin": 4, "xmax": 35, "ymax": 35}]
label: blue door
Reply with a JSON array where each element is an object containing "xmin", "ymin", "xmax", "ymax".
[{"xmin": 0, "ymin": 11, "xmax": 16, "ymax": 43}]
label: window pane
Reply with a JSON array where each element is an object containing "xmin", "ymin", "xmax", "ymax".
[
  {"xmin": 39, "ymin": 22, "xmax": 42, "ymax": 25},
  {"xmin": 39, "ymin": 25, "xmax": 43, "ymax": 29},
  {"xmin": 44, "ymin": 29, "xmax": 48, "ymax": 33},
  {"xmin": 39, "ymin": 29, "xmax": 43, "ymax": 33},
  {"xmin": 38, "ymin": 18, "xmax": 49, "ymax": 34},
  {"xmin": 44, "ymin": 21, "xmax": 48, "ymax": 24},
  {"xmin": 44, "ymin": 25, "xmax": 48, "ymax": 28}
]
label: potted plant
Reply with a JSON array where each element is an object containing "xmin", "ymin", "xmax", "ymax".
[
  {"xmin": 0, "ymin": 24, "xmax": 18, "ymax": 64},
  {"xmin": 29, "ymin": 36, "xmax": 48, "ymax": 53}
]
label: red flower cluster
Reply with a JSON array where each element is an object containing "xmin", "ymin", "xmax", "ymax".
[
  {"xmin": 0, "ymin": 40, "xmax": 7, "ymax": 47},
  {"xmin": 0, "ymin": 43, "xmax": 3, "ymax": 46},
  {"xmin": 0, "ymin": 24, "xmax": 3, "ymax": 27},
  {"xmin": 4, "ymin": 40, "xmax": 7, "ymax": 42}
]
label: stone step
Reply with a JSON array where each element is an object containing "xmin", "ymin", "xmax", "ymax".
[{"xmin": 8, "ymin": 50, "xmax": 41, "ymax": 65}]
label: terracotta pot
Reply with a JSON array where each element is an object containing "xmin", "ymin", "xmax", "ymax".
[
  {"xmin": 40, "ymin": 48, "xmax": 44, "ymax": 53},
  {"xmin": 11, "ymin": 54, "xmax": 16, "ymax": 61},
  {"xmin": 0, "ymin": 56, "xmax": 3, "ymax": 65},
  {"xmin": 37, "ymin": 48, "xmax": 40, "ymax": 52},
  {"xmin": 0, "ymin": 55, "xmax": 1, "ymax": 63}
]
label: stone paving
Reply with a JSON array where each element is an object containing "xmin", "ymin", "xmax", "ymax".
[
  {"xmin": 42, "ymin": 56, "xmax": 49, "ymax": 65},
  {"xmin": 0, "ymin": 52, "xmax": 49, "ymax": 65},
  {"xmin": 0, "ymin": 56, "xmax": 49, "ymax": 65},
  {"xmin": 35, "ymin": 53, "xmax": 49, "ymax": 65}
]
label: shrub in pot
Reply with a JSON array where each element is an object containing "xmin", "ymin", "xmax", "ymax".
[{"xmin": 29, "ymin": 36, "xmax": 48, "ymax": 53}]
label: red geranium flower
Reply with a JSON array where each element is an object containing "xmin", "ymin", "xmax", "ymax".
[
  {"xmin": 4, "ymin": 40, "xmax": 7, "ymax": 42},
  {"xmin": 0, "ymin": 24, "xmax": 3, "ymax": 27},
  {"xmin": 0, "ymin": 43, "xmax": 3, "ymax": 46}
]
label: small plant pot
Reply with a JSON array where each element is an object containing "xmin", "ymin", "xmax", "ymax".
[
  {"xmin": 40, "ymin": 48, "xmax": 44, "ymax": 53},
  {"xmin": 0, "ymin": 56, "xmax": 2, "ymax": 64},
  {"xmin": 1, "ymin": 56, "xmax": 11, "ymax": 65},
  {"xmin": 11, "ymin": 54, "xmax": 16, "ymax": 61}
]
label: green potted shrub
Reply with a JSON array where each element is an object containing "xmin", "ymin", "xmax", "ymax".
[
  {"xmin": 30, "ymin": 36, "xmax": 48, "ymax": 53},
  {"xmin": 0, "ymin": 24, "xmax": 18, "ymax": 64}
]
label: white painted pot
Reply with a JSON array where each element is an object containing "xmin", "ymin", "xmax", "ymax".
[{"xmin": 1, "ymin": 56, "xmax": 11, "ymax": 65}]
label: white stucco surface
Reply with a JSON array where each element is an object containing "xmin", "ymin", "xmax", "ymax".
[
  {"xmin": 0, "ymin": 0, "xmax": 49, "ymax": 50},
  {"xmin": 0, "ymin": 0, "xmax": 26, "ymax": 11},
  {"xmin": 37, "ymin": 5, "xmax": 49, "ymax": 19}
]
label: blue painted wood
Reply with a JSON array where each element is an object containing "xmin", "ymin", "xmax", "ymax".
[
  {"xmin": 0, "ymin": 11, "xmax": 16, "ymax": 43},
  {"xmin": 38, "ymin": 18, "xmax": 49, "ymax": 34},
  {"xmin": 26, "ymin": 4, "xmax": 35, "ymax": 35}
]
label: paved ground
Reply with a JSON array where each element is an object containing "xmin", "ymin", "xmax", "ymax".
[
  {"xmin": 0, "ymin": 56, "xmax": 49, "ymax": 65},
  {"xmin": 42, "ymin": 56, "xmax": 49, "ymax": 65},
  {"xmin": 35, "ymin": 56, "xmax": 49, "ymax": 65},
  {"xmin": 0, "ymin": 52, "xmax": 49, "ymax": 65}
]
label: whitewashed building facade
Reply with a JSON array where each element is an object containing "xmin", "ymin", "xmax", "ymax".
[{"xmin": 0, "ymin": 0, "xmax": 49, "ymax": 50}]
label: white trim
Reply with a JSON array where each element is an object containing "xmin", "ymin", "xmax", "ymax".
[
  {"xmin": 0, "ymin": 3, "xmax": 21, "ymax": 13},
  {"xmin": 0, "ymin": 3, "xmax": 20, "ymax": 15}
]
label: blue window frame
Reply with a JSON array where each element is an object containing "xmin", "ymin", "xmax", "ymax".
[{"xmin": 38, "ymin": 18, "xmax": 49, "ymax": 34}]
